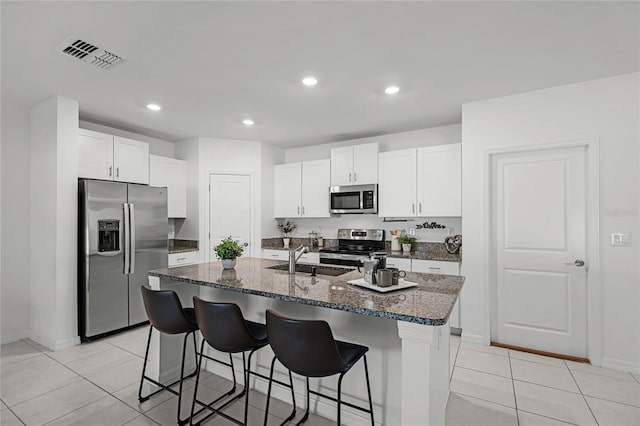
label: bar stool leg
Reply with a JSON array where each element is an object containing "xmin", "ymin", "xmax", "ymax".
[
  {"xmin": 295, "ymin": 376, "xmax": 310, "ymax": 425},
  {"xmin": 190, "ymin": 339, "xmax": 206, "ymax": 425},
  {"xmin": 363, "ymin": 355, "xmax": 374, "ymax": 425},
  {"xmin": 176, "ymin": 330, "xmax": 194, "ymax": 425},
  {"xmin": 138, "ymin": 326, "xmax": 153, "ymax": 402},
  {"xmin": 336, "ymin": 372, "xmax": 346, "ymax": 426}
]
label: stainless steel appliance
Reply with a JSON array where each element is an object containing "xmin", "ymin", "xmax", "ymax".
[
  {"xmin": 329, "ymin": 184, "xmax": 378, "ymax": 214},
  {"xmin": 78, "ymin": 179, "xmax": 168, "ymax": 341},
  {"xmin": 319, "ymin": 229, "xmax": 386, "ymax": 267}
]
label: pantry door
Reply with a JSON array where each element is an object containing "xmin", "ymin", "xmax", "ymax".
[
  {"xmin": 208, "ymin": 173, "xmax": 252, "ymax": 262},
  {"xmin": 491, "ymin": 146, "xmax": 588, "ymax": 358}
]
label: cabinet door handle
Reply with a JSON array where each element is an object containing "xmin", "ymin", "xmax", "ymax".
[
  {"xmin": 353, "ymin": 172, "xmax": 357, "ymax": 182},
  {"xmin": 428, "ymin": 267, "xmax": 441, "ymax": 272},
  {"xmin": 419, "ymin": 202, "xmax": 422, "ymax": 213},
  {"xmin": 302, "ymin": 206, "xmax": 305, "ymax": 215},
  {"xmin": 297, "ymin": 206, "xmax": 300, "ymax": 215},
  {"xmin": 177, "ymin": 257, "xmax": 186, "ymax": 262},
  {"xmin": 349, "ymin": 173, "xmax": 352, "ymax": 182},
  {"xmin": 108, "ymin": 166, "xmax": 112, "ymax": 177},
  {"xmin": 412, "ymin": 203, "xmax": 415, "ymax": 213},
  {"xmin": 116, "ymin": 167, "xmax": 120, "ymax": 178}
]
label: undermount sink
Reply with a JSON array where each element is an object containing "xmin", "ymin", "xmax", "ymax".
[{"xmin": 267, "ymin": 263, "xmax": 354, "ymax": 276}]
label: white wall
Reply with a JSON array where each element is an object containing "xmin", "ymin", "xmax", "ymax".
[
  {"xmin": 272, "ymin": 124, "xmax": 463, "ymax": 240},
  {"xmin": 29, "ymin": 96, "xmax": 79, "ymax": 349},
  {"xmin": 175, "ymin": 137, "xmax": 267, "ymax": 260},
  {"xmin": 1, "ymin": 102, "xmax": 31, "ymax": 343},
  {"xmin": 79, "ymin": 120, "xmax": 175, "ymax": 158},
  {"xmin": 462, "ymin": 73, "xmax": 640, "ymax": 372}
]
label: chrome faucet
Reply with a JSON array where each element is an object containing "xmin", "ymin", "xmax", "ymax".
[{"xmin": 289, "ymin": 245, "xmax": 308, "ymax": 274}]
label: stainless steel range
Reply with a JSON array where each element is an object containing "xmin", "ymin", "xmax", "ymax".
[{"xmin": 319, "ymin": 229, "xmax": 386, "ymax": 267}]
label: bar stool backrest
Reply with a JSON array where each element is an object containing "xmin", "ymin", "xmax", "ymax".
[
  {"xmin": 140, "ymin": 286, "xmax": 195, "ymax": 334},
  {"xmin": 266, "ymin": 309, "xmax": 345, "ymax": 377},
  {"xmin": 193, "ymin": 296, "xmax": 260, "ymax": 353}
]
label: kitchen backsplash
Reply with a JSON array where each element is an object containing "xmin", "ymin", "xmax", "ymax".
[{"xmin": 270, "ymin": 216, "xmax": 461, "ymax": 242}]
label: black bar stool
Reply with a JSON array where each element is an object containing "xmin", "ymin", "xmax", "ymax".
[
  {"xmin": 138, "ymin": 286, "xmax": 200, "ymax": 425},
  {"xmin": 264, "ymin": 309, "xmax": 375, "ymax": 426},
  {"xmin": 190, "ymin": 296, "xmax": 270, "ymax": 425}
]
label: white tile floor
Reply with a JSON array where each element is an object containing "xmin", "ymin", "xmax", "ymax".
[{"xmin": 1, "ymin": 329, "xmax": 639, "ymax": 425}]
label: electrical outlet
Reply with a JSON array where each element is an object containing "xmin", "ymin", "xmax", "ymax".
[
  {"xmin": 409, "ymin": 227, "xmax": 415, "ymax": 236},
  {"xmin": 611, "ymin": 233, "xmax": 631, "ymax": 246}
]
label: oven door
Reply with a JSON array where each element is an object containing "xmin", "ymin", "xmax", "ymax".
[{"xmin": 330, "ymin": 185, "xmax": 377, "ymax": 214}]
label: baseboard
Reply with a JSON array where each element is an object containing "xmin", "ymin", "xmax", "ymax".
[
  {"xmin": 601, "ymin": 357, "xmax": 640, "ymax": 374},
  {"xmin": 203, "ymin": 357, "xmax": 376, "ymax": 426},
  {"xmin": 54, "ymin": 336, "xmax": 81, "ymax": 350},
  {"xmin": 460, "ymin": 332, "xmax": 486, "ymax": 345},
  {"xmin": 0, "ymin": 330, "xmax": 30, "ymax": 345},
  {"xmin": 25, "ymin": 332, "xmax": 80, "ymax": 351}
]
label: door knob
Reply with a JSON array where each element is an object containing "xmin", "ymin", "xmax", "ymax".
[
  {"xmin": 243, "ymin": 242, "xmax": 249, "ymax": 247},
  {"xmin": 565, "ymin": 259, "xmax": 585, "ymax": 267}
]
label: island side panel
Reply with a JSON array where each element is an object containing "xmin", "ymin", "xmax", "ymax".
[{"xmin": 397, "ymin": 321, "xmax": 450, "ymax": 426}]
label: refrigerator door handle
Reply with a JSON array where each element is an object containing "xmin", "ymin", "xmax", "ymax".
[
  {"xmin": 129, "ymin": 203, "xmax": 136, "ymax": 274},
  {"xmin": 123, "ymin": 203, "xmax": 130, "ymax": 274}
]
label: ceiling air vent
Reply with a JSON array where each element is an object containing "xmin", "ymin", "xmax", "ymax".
[{"xmin": 56, "ymin": 37, "xmax": 125, "ymax": 70}]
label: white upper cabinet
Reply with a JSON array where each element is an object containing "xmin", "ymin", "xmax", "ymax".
[
  {"xmin": 78, "ymin": 129, "xmax": 114, "ymax": 180},
  {"xmin": 378, "ymin": 143, "xmax": 462, "ymax": 218},
  {"xmin": 78, "ymin": 129, "xmax": 149, "ymax": 184},
  {"xmin": 378, "ymin": 149, "xmax": 417, "ymax": 217},
  {"xmin": 330, "ymin": 142, "xmax": 378, "ymax": 185},
  {"xmin": 274, "ymin": 162, "xmax": 302, "ymax": 218},
  {"xmin": 417, "ymin": 144, "xmax": 461, "ymax": 217},
  {"xmin": 301, "ymin": 159, "xmax": 331, "ymax": 217},
  {"xmin": 274, "ymin": 159, "xmax": 330, "ymax": 218},
  {"xmin": 149, "ymin": 155, "xmax": 187, "ymax": 218},
  {"xmin": 113, "ymin": 136, "xmax": 149, "ymax": 184}
]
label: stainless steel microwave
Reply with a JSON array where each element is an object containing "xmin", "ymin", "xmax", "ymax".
[{"xmin": 329, "ymin": 184, "xmax": 378, "ymax": 214}]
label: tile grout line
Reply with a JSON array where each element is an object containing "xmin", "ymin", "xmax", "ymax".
[
  {"xmin": 508, "ymin": 351, "xmax": 520, "ymax": 426},
  {"xmin": 3, "ymin": 405, "xmax": 28, "ymax": 426},
  {"xmin": 566, "ymin": 361, "xmax": 600, "ymax": 426},
  {"xmin": 517, "ymin": 408, "xmax": 581, "ymax": 426}
]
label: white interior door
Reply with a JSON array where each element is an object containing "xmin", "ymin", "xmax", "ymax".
[
  {"xmin": 209, "ymin": 174, "xmax": 252, "ymax": 261},
  {"xmin": 492, "ymin": 146, "xmax": 587, "ymax": 358}
]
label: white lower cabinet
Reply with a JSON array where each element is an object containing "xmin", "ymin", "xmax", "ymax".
[
  {"xmin": 262, "ymin": 249, "xmax": 288, "ymax": 261},
  {"xmin": 389, "ymin": 257, "xmax": 462, "ymax": 329},
  {"xmin": 168, "ymin": 251, "xmax": 199, "ymax": 268},
  {"xmin": 384, "ymin": 257, "xmax": 411, "ymax": 271},
  {"xmin": 297, "ymin": 252, "xmax": 319, "ymax": 264},
  {"xmin": 261, "ymin": 249, "xmax": 319, "ymax": 264}
]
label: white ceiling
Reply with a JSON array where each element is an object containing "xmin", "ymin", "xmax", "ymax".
[{"xmin": 2, "ymin": 1, "xmax": 638, "ymax": 148}]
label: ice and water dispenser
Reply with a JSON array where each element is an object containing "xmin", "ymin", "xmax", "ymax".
[{"xmin": 98, "ymin": 220, "xmax": 120, "ymax": 252}]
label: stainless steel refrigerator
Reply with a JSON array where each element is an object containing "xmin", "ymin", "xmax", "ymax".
[{"xmin": 78, "ymin": 179, "xmax": 168, "ymax": 341}]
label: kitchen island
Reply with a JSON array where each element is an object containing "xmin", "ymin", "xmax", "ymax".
[{"xmin": 148, "ymin": 257, "xmax": 464, "ymax": 426}]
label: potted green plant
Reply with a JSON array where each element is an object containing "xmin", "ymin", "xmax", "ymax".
[
  {"xmin": 397, "ymin": 235, "xmax": 417, "ymax": 253},
  {"xmin": 215, "ymin": 236, "xmax": 243, "ymax": 269},
  {"xmin": 276, "ymin": 219, "xmax": 297, "ymax": 249}
]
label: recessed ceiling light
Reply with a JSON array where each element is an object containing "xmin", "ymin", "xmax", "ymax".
[
  {"xmin": 146, "ymin": 103, "xmax": 162, "ymax": 111},
  {"xmin": 384, "ymin": 86, "xmax": 400, "ymax": 95},
  {"xmin": 302, "ymin": 76, "xmax": 318, "ymax": 86},
  {"xmin": 242, "ymin": 119, "xmax": 255, "ymax": 126}
]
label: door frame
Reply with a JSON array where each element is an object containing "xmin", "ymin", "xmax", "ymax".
[
  {"xmin": 203, "ymin": 170, "xmax": 257, "ymax": 263},
  {"xmin": 483, "ymin": 138, "xmax": 601, "ymax": 365}
]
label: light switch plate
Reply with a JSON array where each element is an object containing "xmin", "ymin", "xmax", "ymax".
[{"xmin": 611, "ymin": 233, "xmax": 631, "ymax": 246}]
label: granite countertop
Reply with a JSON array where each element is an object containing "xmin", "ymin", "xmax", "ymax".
[
  {"xmin": 149, "ymin": 257, "xmax": 464, "ymax": 326},
  {"xmin": 385, "ymin": 249, "xmax": 461, "ymax": 262}
]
